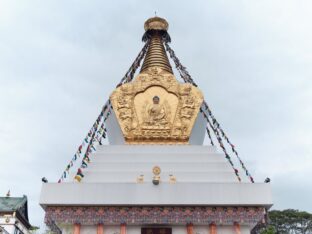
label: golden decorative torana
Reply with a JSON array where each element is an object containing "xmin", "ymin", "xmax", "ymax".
[{"xmin": 110, "ymin": 17, "xmax": 204, "ymax": 144}]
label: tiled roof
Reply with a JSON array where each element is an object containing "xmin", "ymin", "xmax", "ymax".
[
  {"xmin": 0, "ymin": 195, "xmax": 27, "ymax": 212},
  {"xmin": 0, "ymin": 195, "xmax": 32, "ymax": 229}
]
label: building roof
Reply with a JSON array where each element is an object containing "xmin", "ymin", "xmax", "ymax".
[
  {"xmin": 0, "ymin": 195, "xmax": 32, "ymax": 229},
  {"xmin": 0, "ymin": 195, "xmax": 27, "ymax": 212}
]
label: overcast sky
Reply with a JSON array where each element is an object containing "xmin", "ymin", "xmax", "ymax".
[{"xmin": 0, "ymin": 0, "xmax": 311, "ymax": 230}]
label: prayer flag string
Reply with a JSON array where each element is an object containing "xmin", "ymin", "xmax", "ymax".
[
  {"xmin": 58, "ymin": 102, "xmax": 110, "ymax": 183},
  {"xmin": 165, "ymin": 41, "xmax": 254, "ymax": 183},
  {"xmin": 58, "ymin": 40, "xmax": 150, "ymax": 183},
  {"xmin": 202, "ymin": 102, "xmax": 254, "ymax": 183},
  {"xmin": 116, "ymin": 40, "xmax": 150, "ymax": 87},
  {"xmin": 201, "ymin": 109, "xmax": 241, "ymax": 182}
]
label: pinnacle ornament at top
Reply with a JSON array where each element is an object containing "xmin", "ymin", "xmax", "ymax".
[{"xmin": 144, "ymin": 16, "xmax": 169, "ymax": 32}]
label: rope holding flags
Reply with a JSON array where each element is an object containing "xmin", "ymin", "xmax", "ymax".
[
  {"xmin": 58, "ymin": 40, "xmax": 150, "ymax": 183},
  {"xmin": 202, "ymin": 102, "xmax": 254, "ymax": 183},
  {"xmin": 206, "ymin": 127, "xmax": 214, "ymax": 146},
  {"xmin": 201, "ymin": 109, "xmax": 241, "ymax": 182},
  {"xmin": 165, "ymin": 42, "xmax": 254, "ymax": 183},
  {"xmin": 200, "ymin": 109, "xmax": 215, "ymax": 146},
  {"xmin": 77, "ymin": 108, "xmax": 108, "ymax": 176},
  {"xmin": 58, "ymin": 101, "xmax": 110, "ymax": 183},
  {"xmin": 116, "ymin": 39, "xmax": 150, "ymax": 87}
]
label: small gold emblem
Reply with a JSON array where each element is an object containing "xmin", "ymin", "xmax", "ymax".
[
  {"xmin": 153, "ymin": 166, "xmax": 161, "ymax": 175},
  {"xmin": 152, "ymin": 166, "xmax": 161, "ymax": 185}
]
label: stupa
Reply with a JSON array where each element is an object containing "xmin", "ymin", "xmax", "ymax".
[{"xmin": 40, "ymin": 17, "xmax": 272, "ymax": 234}]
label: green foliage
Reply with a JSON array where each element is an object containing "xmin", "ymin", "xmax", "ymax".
[
  {"xmin": 270, "ymin": 209, "xmax": 312, "ymax": 233},
  {"xmin": 252, "ymin": 209, "xmax": 312, "ymax": 234},
  {"xmin": 260, "ymin": 226, "xmax": 275, "ymax": 234}
]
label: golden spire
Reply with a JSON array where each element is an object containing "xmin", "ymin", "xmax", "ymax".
[
  {"xmin": 109, "ymin": 17, "xmax": 204, "ymax": 145},
  {"xmin": 140, "ymin": 17, "xmax": 173, "ymax": 74}
]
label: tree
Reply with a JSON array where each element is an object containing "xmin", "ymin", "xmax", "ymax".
[
  {"xmin": 260, "ymin": 226, "xmax": 275, "ymax": 234},
  {"xmin": 252, "ymin": 209, "xmax": 312, "ymax": 234}
]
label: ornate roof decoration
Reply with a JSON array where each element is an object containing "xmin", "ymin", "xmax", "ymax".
[{"xmin": 110, "ymin": 67, "xmax": 203, "ymax": 144}]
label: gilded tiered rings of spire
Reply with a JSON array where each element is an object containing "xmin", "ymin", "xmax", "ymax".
[{"xmin": 141, "ymin": 17, "xmax": 172, "ymax": 74}]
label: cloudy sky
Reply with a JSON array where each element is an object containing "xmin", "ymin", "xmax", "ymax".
[{"xmin": 0, "ymin": 0, "xmax": 311, "ymax": 230}]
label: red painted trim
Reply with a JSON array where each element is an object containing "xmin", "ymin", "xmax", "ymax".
[{"xmin": 74, "ymin": 223, "xmax": 80, "ymax": 234}]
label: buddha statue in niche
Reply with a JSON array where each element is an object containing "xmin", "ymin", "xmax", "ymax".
[{"xmin": 143, "ymin": 96, "xmax": 169, "ymax": 127}]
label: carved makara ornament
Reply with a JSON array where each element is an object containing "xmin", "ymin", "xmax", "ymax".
[{"xmin": 110, "ymin": 67, "xmax": 203, "ymax": 144}]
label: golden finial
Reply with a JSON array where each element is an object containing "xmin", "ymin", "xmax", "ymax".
[{"xmin": 144, "ymin": 16, "xmax": 169, "ymax": 32}]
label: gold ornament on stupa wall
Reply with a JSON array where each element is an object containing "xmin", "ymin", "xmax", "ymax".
[
  {"xmin": 110, "ymin": 16, "xmax": 204, "ymax": 144},
  {"xmin": 110, "ymin": 67, "xmax": 203, "ymax": 144}
]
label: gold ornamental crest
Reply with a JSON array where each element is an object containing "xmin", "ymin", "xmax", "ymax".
[
  {"xmin": 152, "ymin": 166, "xmax": 161, "ymax": 175},
  {"xmin": 110, "ymin": 67, "xmax": 204, "ymax": 144}
]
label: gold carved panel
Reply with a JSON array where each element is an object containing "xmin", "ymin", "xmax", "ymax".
[{"xmin": 110, "ymin": 67, "xmax": 204, "ymax": 144}]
